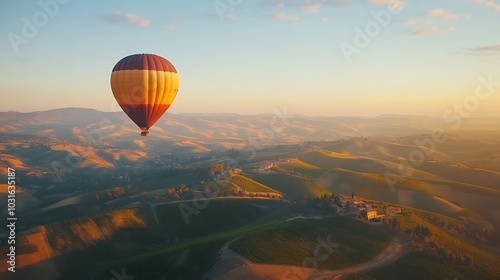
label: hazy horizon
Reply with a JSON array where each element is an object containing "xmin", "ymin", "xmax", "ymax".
[{"xmin": 3, "ymin": 106, "xmax": 500, "ymax": 119}]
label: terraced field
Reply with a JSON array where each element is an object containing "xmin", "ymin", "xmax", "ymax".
[
  {"xmin": 393, "ymin": 211, "xmax": 499, "ymax": 269},
  {"xmin": 230, "ymin": 175, "xmax": 282, "ymax": 194},
  {"xmin": 249, "ymin": 174, "xmax": 330, "ymax": 198},
  {"xmin": 230, "ymin": 215, "xmax": 392, "ymax": 270},
  {"xmin": 155, "ymin": 198, "xmax": 288, "ymax": 239}
]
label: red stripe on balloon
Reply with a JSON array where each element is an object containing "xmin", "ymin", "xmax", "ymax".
[
  {"xmin": 112, "ymin": 54, "xmax": 177, "ymax": 72},
  {"xmin": 120, "ymin": 104, "xmax": 171, "ymax": 130}
]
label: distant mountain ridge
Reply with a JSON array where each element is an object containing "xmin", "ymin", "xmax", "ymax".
[
  {"xmin": 1, "ymin": 107, "xmax": 500, "ymax": 177},
  {"xmin": 2, "ymin": 108, "xmax": 499, "ymax": 143}
]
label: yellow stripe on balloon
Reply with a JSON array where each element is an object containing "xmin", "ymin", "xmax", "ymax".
[{"xmin": 110, "ymin": 70, "xmax": 179, "ymax": 106}]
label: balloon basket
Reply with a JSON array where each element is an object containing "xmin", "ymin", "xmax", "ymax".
[{"xmin": 141, "ymin": 131, "xmax": 150, "ymax": 136}]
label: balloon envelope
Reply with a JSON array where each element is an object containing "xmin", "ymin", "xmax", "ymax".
[{"xmin": 110, "ymin": 54, "xmax": 179, "ymax": 135}]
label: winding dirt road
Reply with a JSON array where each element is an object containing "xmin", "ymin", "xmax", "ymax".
[
  {"xmin": 306, "ymin": 239, "xmax": 402, "ymax": 280},
  {"xmin": 204, "ymin": 214, "xmax": 404, "ymax": 280}
]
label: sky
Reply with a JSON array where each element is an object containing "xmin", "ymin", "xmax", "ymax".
[{"xmin": 0, "ymin": 0, "xmax": 499, "ymax": 117}]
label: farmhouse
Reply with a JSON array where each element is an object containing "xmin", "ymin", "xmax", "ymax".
[
  {"xmin": 232, "ymin": 168, "xmax": 242, "ymax": 175},
  {"xmin": 366, "ymin": 209, "xmax": 378, "ymax": 220},
  {"xmin": 386, "ymin": 206, "xmax": 402, "ymax": 216},
  {"xmin": 339, "ymin": 195, "xmax": 363, "ymax": 208},
  {"xmin": 256, "ymin": 161, "xmax": 275, "ymax": 170},
  {"xmin": 366, "ymin": 209, "xmax": 385, "ymax": 220}
]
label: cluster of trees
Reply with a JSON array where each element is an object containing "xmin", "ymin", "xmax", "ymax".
[
  {"xmin": 388, "ymin": 218, "xmax": 475, "ymax": 266},
  {"xmin": 432, "ymin": 243, "xmax": 473, "ymax": 265},
  {"xmin": 425, "ymin": 214, "xmax": 500, "ymax": 247},
  {"xmin": 402, "ymin": 225, "xmax": 433, "ymax": 241},
  {"xmin": 162, "ymin": 166, "xmax": 208, "ymax": 180},
  {"xmin": 209, "ymin": 163, "xmax": 225, "ymax": 175},
  {"xmin": 145, "ymin": 184, "xmax": 196, "ymax": 203},
  {"xmin": 81, "ymin": 185, "xmax": 138, "ymax": 206},
  {"xmin": 456, "ymin": 222, "xmax": 499, "ymax": 247},
  {"xmin": 278, "ymin": 169, "xmax": 311, "ymax": 179},
  {"xmin": 291, "ymin": 194, "xmax": 338, "ymax": 213},
  {"xmin": 209, "ymin": 148, "xmax": 240, "ymax": 159},
  {"xmin": 163, "ymin": 184, "xmax": 193, "ymax": 200}
]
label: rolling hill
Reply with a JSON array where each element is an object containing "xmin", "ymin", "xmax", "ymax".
[
  {"xmin": 1, "ymin": 108, "xmax": 500, "ymax": 279},
  {"xmin": 249, "ymin": 174, "xmax": 330, "ymax": 199},
  {"xmin": 230, "ymin": 216, "xmax": 392, "ymax": 270},
  {"xmin": 0, "ymin": 207, "xmax": 165, "ymax": 280},
  {"xmin": 155, "ymin": 198, "xmax": 287, "ymax": 240},
  {"xmin": 229, "ymin": 175, "xmax": 282, "ymax": 195}
]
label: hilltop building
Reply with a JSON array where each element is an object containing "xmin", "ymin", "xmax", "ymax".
[
  {"xmin": 386, "ymin": 206, "xmax": 402, "ymax": 216},
  {"xmin": 366, "ymin": 209, "xmax": 385, "ymax": 220}
]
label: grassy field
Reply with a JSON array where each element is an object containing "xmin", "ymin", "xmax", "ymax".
[
  {"xmin": 0, "ymin": 206, "xmax": 166, "ymax": 278},
  {"xmin": 155, "ymin": 198, "xmax": 288, "ymax": 240},
  {"xmin": 249, "ymin": 174, "xmax": 330, "ymax": 199},
  {"xmin": 274, "ymin": 160, "xmax": 327, "ymax": 177},
  {"xmin": 132, "ymin": 174, "xmax": 198, "ymax": 191},
  {"xmin": 393, "ymin": 211, "xmax": 499, "ymax": 270},
  {"xmin": 298, "ymin": 150, "xmax": 375, "ymax": 170},
  {"xmin": 334, "ymin": 168, "xmax": 435, "ymax": 194},
  {"xmin": 230, "ymin": 175, "xmax": 282, "ymax": 194},
  {"xmin": 343, "ymin": 251, "xmax": 500, "ymax": 280},
  {"xmin": 95, "ymin": 201, "xmax": 292, "ymax": 280},
  {"xmin": 409, "ymin": 161, "xmax": 500, "ymax": 190},
  {"xmin": 230, "ymin": 215, "xmax": 392, "ymax": 270},
  {"xmin": 95, "ymin": 237, "xmax": 226, "ymax": 280}
]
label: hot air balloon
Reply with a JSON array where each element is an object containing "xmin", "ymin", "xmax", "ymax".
[{"xmin": 110, "ymin": 53, "xmax": 179, "ymax": 136}]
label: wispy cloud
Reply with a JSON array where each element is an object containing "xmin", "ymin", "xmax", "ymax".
[
  {"xmin": 411, "ymin": 26, "xmax": 455, "ymax": 36},
  {"xmin": 262, "ymin": 0, "xmax": 351, "ymax": 24},
  {"xmin": 427, "ymin": 8, "xmax": 458, "ymax": 21},
  {"xmin": 369, "ymin": 0, "xmax": 404, "ymax": 9},
  {"xmin": 302, "ymin": 3, "xmax": 321, "ymax": 13},
  {"xmin": 470, "ymin": 0, "xmax": 500, "ymax": 11},
  {"xmin": 261, "ymin": 0, "xmax": 351, "ymax": 14},
  {"xmin": 207, "ymin": 11, "xmax": 238, "ymax": 22},
  {"xmin": 468, "ymin": 44, "xmax": 500, "ymax": 55},
  {"xmin": 221, "ymin": 12, "xmax": 238, "ymax": 21},
  {"xmin": 264, "ymin": 0, "xmax": 351, "ymax": 8},
  {"xmin": 274, "ymin": 12, "xmax": 301, "ymax": 24},
  {"xmin": 102, "ymin": 12, "xmax": 150, "ymax": 28},
  {"xmin": 406, "ymin": 8, "xmax": 458, "ymax": 36}
]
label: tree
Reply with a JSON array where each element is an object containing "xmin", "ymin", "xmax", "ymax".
[
  {"xmin": 463, "ymin": 255, "xmax": 473, "ymax": 265},
  {"xmin": 414, "ymin": 225, "xmax": 423, "ymax": 237},
  {"xmin": 209, "ymin": 163, "xmax": 225, "ymax": 175},
  {"xmin": 113, "ymin": 186, "xmax": 125, "ymax": 198},
  {"xmin": 422, "ymin": 226, "xmax": 432, "ymax": 237}
]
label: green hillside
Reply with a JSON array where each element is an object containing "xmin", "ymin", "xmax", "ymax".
[
  {"xmin": 230, "ymin": 175, "xmax": 282, "ymax": 194},
  {"xmin": 315, "ymin": 168, "xmax": 433, "ymax": 202},
  {"xmin": 250, "ymin": 174, "xmax": 330, "ymax": 199},
  {"xmin": 414, "ymin": 161, "xmax": 500, "ymax": 190},
  {"xmin": 0, "ymin": 207, "xmax": 166, "ymax": 279},
  {"xmin": 274, "ymin": 160, "xmax": 326, "ymax": 177},
  {"xmin": 155, "ymin": 198, "xmax": 287, "ymax": 239},
  {"xmin": 299, "ymin": 150, "xmax": 374, "ymax": 170},
  {"xmin": 230, "ymin": 215, "xmax": 392, "ymax": 270},
  {"xmin": 393, "ymin": 210, "xmax": 499, "ymax": 270},
  {"xmin": 96, "ymin": 200, "xmax": 290, "ymax": 280}
]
